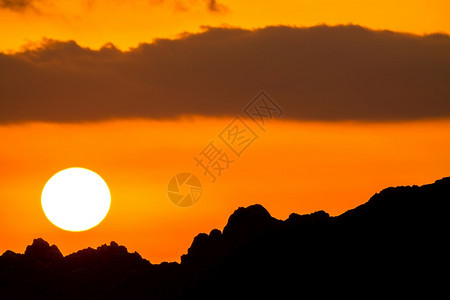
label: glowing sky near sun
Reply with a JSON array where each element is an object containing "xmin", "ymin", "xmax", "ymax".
[{"xmin": 1, "ymin": 119, "xmax": 449, "ymax": 262}]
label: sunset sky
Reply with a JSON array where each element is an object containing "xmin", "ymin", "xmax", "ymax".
[{"xmin": 1, "ymin": 0, "xmax": 450, "ymax": 263}]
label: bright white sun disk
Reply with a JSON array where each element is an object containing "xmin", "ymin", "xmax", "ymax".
[{"xmin": 41, "ymin": 168, "xmax": 111, "ymax": 232}]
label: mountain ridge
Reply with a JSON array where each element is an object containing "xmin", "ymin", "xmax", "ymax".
[{"xmin": 1, "ymin": 177, "xmax": 448, "ymax": 298}]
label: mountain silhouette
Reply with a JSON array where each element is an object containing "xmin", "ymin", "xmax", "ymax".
[
  {"xmin": 24, "ymin": 238, "xmax": 63, "ymax": 263},
  {"xmin": 1, "ymin": 177, "xmax": 448, "ymax": 299}
]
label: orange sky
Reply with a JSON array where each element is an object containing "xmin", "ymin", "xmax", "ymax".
[
  {"xmin": 1, "ymin": 0, "xmax": 450, "ymax": 263},
  {"xmin": 1, "ymin": 118, "xmax": 449, "ymax": 262},
  {"xmin": 1, "ymin": 0, "xmax": 450, "ymax": 52}
]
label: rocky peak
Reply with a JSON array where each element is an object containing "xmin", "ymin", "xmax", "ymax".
[
  {"xmin": 24, "ymin": 238, "xmax": 63, "ymax": 263},
  {"xmin": 223, "ymin": 204, "xmax": 281, "ymax": 239}
]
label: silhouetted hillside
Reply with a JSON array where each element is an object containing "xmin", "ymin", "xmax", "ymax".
[{"xmin": 1, "ymin": 177, "xmax": 449, "ymax": 299}]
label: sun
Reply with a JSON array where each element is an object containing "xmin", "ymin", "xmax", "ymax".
[{"xmin": 41, "ymin": 168, "xmax": 111, "ymax": 232}]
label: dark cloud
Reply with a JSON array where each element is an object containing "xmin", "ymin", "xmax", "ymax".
[
  {"xmin": 0, "ymin": 0, "xmax": 35, "ymax": 11},
  {"xmin": 157, "ymin": 0, "xmax": 227, "ymax": 13},
  {"xmin": 1, "ymin": 25, "xmax": 450, "ymax": 123},
  {"xmin": 205, "ymin": 0, "xmax": 227, "ymax": 12}
]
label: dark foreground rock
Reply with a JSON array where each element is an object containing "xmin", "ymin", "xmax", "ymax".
[{"xmin": 1, "ymin": 177, "xmax": 449, "ymax": 299}]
